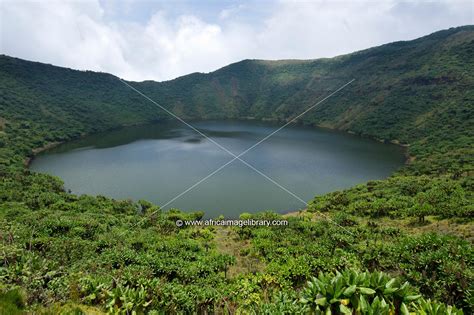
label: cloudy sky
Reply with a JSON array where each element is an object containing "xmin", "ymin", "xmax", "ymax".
[{"xmin": 1, "ymin": 0, "xmax": 472, "ymax": 81}]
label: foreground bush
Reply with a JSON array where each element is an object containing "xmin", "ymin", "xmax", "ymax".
[{"xmin": 254, "ymin": 270, "xmax": 463, "ymax": 315}]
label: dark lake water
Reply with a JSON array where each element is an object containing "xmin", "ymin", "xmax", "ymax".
[{"xmin": 30, "ymin": 120, "xmax": 405, "ymax": 218}]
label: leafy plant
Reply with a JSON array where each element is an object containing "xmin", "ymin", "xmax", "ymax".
[{"xmin": 300, "ymin": 270, "xmax": 420, "ymax": 314}]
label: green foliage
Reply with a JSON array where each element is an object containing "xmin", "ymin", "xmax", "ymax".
[
  {"xmin": 251, "ymin": 270, "xmax": 461, "ymax": 315},
  {"xmin": 239, "ymin": 213, "xmax": 473, "ymax": 311},
  {"xmin": 414, "ymin": 298, "xmax": 465, "ymax": 315},
  {"xmin": 309, "ymin": 176, "xmax": 472, "ymax": 220},
  {"xmin": 300, "ymin": 270, "xmax": 420, "ymax": 313},
  {"xmin": 0, "ymin": 288, "xmax": 26, "ymax": 314},
  {"xmin": 0, "ymin": 26, "xmax": 473, "ymax": 313}
]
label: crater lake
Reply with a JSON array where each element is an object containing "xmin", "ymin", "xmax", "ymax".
[{"xmin": 30, "ymin": 120, "xmax": 406, "ymax": 218}]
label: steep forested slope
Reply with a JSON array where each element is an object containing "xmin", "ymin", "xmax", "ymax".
[
  {"xmin": 0, "ymin": 26, "xmax": 473, "ymax": 314},
  {"xmin": 0, "ymin": 58, "xmax": 164, "ymax": 170},
  {"xmin": 1, "ymin": 26, "xmax": 473, "ymax": 174},
  {"xmin": 144, "ymin": 26, "xmax": 474, "ymax": 175}
]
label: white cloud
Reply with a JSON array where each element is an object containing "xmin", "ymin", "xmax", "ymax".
[
  {"xmin": 0, "ymin": 0, "xmax": 138, "ymax": 78},
  {"xmin": 254, "ymin": 0, "xmax": 473, "ymax": 60},
  {"xmin": 0, "ymin": 0, "xmax": 472, "ymax": 81},
  {"xmin": 219, "ymin": 4, "xmax": 246, "ymax": 20}
]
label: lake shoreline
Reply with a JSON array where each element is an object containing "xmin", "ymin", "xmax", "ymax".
[
  {"xmin": 29, "ymin": 119, "xmax": 408, "ymax": 217},
  {"xmin": 24, "ymin": 120, "xmax": 165, "ymax": 167},
  {"xmin": 26, "ymin": 117, "xmax": 411, "ymax": 168}
]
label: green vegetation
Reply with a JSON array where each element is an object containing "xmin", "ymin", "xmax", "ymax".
[
  {"xmin": 0, "ymin": 26, "xmax": 473, "ymax": 313},
  {"xmin": 309, "ymin": 175, "xmax": 472, "ymax": 221}
]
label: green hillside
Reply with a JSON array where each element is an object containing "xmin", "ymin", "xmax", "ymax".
[
  {"xmin": 0, "ymin": 26, "xmax": 473, "ymax": 313},
  {"xmin": 1, "ymin": 26, "xmax": 473, "ymax": 175},
  {"xmin": 144, "ymin": 26, "xmax": 473, "ymax": 175}
]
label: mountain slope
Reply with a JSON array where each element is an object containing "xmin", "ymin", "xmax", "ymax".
[
  {"xmin": 1, "ymin": 26, "xmax": 473, "ymax": 175},
  {"xmin": 143, "ymin": 25, "xmax": 473, "ymax": 175}
]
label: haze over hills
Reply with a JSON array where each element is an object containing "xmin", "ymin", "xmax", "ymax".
[{"xmin": 0, "ymin": 26, "xmax": 473, "ymax": 313}]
